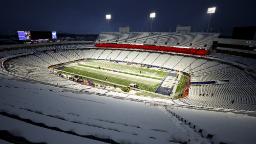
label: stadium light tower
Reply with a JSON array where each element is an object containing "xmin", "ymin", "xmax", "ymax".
[
  {"xmin": 207, "ymin": 6, "xmax": 216, "ymax": 32},
  {"xmin": 149, "ymin": 12, "xmax": 156, "ymax": 32},
  {"xmin": 105, "ymin": 14, "xmax": 112, "ymax": 31}
]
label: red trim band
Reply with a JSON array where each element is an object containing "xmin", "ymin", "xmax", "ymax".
[{"xmin": 95, "ymin": 43, "xmax": 208, "ymax": 56}]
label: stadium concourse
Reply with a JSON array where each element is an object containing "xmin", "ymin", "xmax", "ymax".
[{"xmin": 0, "ymin": 32, "xmax": 256, "ymax": 144}]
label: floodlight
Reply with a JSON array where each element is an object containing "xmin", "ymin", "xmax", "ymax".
[
  {"xmin": 149, "ymin": 12, "xmax": 156, "ymax": 19},
  {"xmin": 207, "ymin": 7, "xmax": 216, "ymax": 14},
  {"xmin": 105, "ymin": 14, "xmax": 112, "ymax": 20}
]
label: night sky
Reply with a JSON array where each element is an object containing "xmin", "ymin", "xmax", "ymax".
[{"xmin": 1, "ymin": 0, "xmax": 256, "ymax": 35}]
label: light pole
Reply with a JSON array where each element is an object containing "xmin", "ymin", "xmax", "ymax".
[
  {"xmin": 149, "ymin": 12, "xmax": 156, "ymax": 32},
  {"xmin": 105, "ymin": 14, "xmax": 112, "ymax": 31},
  {"xmin": 207, "ymin": 7, "xmax": 216, "ymax": 32}
]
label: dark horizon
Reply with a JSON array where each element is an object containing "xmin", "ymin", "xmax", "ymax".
[{"xmin": 1, "ymin": 0, "xmax": 256, "ymax": 35}]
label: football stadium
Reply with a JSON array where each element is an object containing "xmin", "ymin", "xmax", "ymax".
[{"xmin": 0, "ymin": 1, "xmax": 256, "ymax": 144}]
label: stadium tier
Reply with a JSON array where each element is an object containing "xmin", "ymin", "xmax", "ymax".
[
  {"xmin": 0, "ymin": 41, "xmax": 256, "ymax": 144},
  {"xmin": 0, "ymin": 43, "xmax": 255, "ymax": 111},
  {"xmin": 95, "ymin": 32, "xmax": 219, "ymax": 56}
]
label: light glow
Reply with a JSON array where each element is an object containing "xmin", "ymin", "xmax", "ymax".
[
  {"xmin": 105, "ymin": 14, "xmax": 111, "ymax": 20},
  {"xmin": 149, "ymin": 12, "xmax": 156, "ymax": 19},
  {"xmin": 207, "ymin": 7, "xmax": 216, "ymax": 14}
]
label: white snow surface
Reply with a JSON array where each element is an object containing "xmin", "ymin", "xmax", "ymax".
[
  {"xmin": 167, "ymin": 106, "xmax": 256, "ymax": 144},
  {"xmin": 0, "ymin": 75, "xmax": 210, "ymax": 144}
]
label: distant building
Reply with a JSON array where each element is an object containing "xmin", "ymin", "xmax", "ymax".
[
  {"xmin": 176, "ymin": 25, "xmax": 191, "ymax": 33},
  {"xmin": 232, "ymin": 26, "xmax": 256, "ymax": 40},
  {"xmin": 119, "ymin": 27, "xmax": 130, "ymax": 33}
]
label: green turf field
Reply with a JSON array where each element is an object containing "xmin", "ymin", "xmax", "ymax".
[
  {"xmin": 58, "ymin": 60, "xmax": 168, "ymax": 92},
  {"xmin": 174, "ymin": 74, "xmax": 190, "ymax": 99},
  {"xmin": 78, "ymin": 60, "xmax": 168, "ymax": 79}
]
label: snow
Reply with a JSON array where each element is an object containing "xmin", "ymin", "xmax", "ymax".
[
  {"xmin": 0, "ymin": 76, "xmax": 209, "ymax": 144},
  {"xmin": 0, "ymin": 116, "xmax": 105, "ymax": 144},
  {"xmin": 167, "ymin": 106, "xmax": 256, "ymax": 144}
]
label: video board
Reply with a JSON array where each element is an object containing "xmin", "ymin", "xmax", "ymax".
[
  {"xmin": 17, "ymin": 31, "xmax": 31, "ymax": 41},
  {"xmin": 17, "ymin": 31, "xmax": 57, "ymax": 41}
]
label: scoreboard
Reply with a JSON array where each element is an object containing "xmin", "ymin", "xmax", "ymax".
[
  {"xmin": 17, "ymin": 31, "xmax": 57, "ymax": 41},
  {"xmin": 17, "ymin": 31, "xmax": 31, "ymax": 41},
  {"xmin": 52, "ymin": 31, "xmax": 57, "ymax": 39}
]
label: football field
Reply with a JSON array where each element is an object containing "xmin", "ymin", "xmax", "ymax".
[{"xmin": 58, "ymin": 60, "xmax": 169, "ymax": 92}]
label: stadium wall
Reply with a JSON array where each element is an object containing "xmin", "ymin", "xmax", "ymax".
[{"xmin": 95, "ymin": 43, "xmax": 208, "ymax": 56}]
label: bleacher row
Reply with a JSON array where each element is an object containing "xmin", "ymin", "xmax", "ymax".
[
  {"xmin": 0, "ymin": 44, "xmax": 88, "ymax": 59},
  {"xmin": 1, "ymin": 46, "xmax": 256, "ymax": 111},
  {"xmin": 96, "ymin": 32, "xmax": 219, "ymax": 50},
  {"xmin": 210, "ymin": 52, "xmax": 256, "ymax": 71}
]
